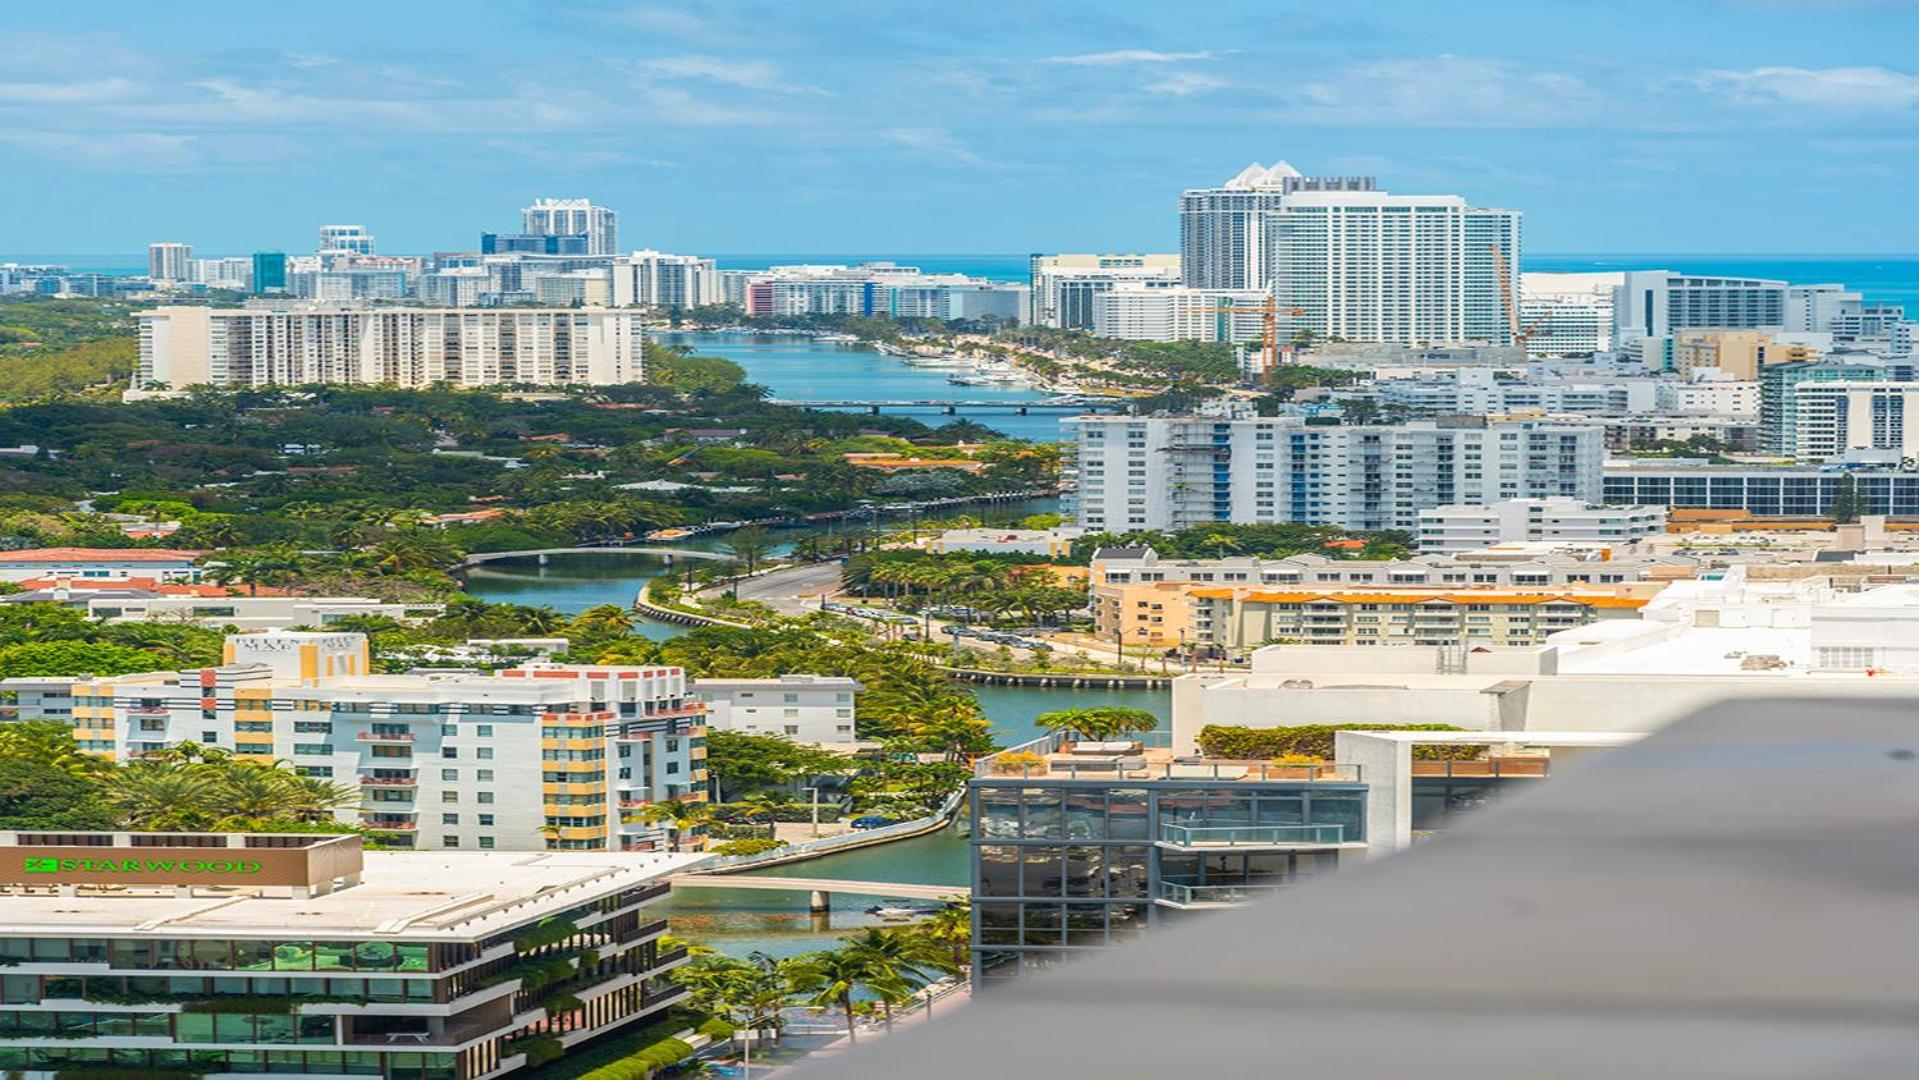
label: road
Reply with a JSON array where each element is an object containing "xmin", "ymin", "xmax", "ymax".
[{"xmin": 722, "ymin": 560, "xmax": 843, "ymax": 615}]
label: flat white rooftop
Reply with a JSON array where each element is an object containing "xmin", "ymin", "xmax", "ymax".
[{"xmin": 0, "ymin": 850, "xmax": 703, "ymax": 940}]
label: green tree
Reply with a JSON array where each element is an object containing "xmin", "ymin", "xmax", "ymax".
[
  {"xmin": 1034, "ymin": 706, "xmax": 1160, "ymax": 742},
  {"xmin": 1832, "ymin": 472, "xmax": 1863, "ymax": 523}
]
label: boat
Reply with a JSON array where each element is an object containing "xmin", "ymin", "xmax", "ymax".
[
  {"xmin": 866, "ymin": 904, "xmax": 936, "ymax": 920},
  {"xmin": 645, "ymin": 527, "xmax": 694, "ymax": 541}
]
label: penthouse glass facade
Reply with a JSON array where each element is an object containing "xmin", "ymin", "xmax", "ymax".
[
  {"xmin": 970, "ymin": 761, "xmax": 1365, "ymax": 985},
  {"xmin": 1604, "ymin": 468, "xmax": 1919, "ymax": 517}
]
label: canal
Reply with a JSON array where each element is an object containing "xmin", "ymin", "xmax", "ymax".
[{"xmin": 460, "ymin": 333, "xmax": 1168, "ymax": 957}]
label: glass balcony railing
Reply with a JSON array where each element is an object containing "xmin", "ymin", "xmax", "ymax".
[
  {"xmin": 1156, "ymin": 880, "xmax": 1291, "ymax": 906},
  {"xmin": 1157, "ymin": 823, "xmax": 1346, "ymax": 847}
]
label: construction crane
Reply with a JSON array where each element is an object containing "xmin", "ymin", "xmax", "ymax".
[
  {"xmin": 1490, "ymin": 244, "xmax": 1551, "ymax": 351},
  {"xmin": 1193, "ymin": 294, "xmax": 1301, "ymax": 382}
]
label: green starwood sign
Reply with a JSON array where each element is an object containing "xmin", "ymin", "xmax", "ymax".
[{"xmin": 24, "ymin": 856, "xmax": 264, "ymax": 876}]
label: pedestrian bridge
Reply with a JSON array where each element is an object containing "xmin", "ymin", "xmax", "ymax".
[
  {"xmin": 670, "ymin": 875, "xmax": 968, "ymax": 912},
  {"xmin": 462, "ymin": 546, "xmax": 734, "ymax": 567}
]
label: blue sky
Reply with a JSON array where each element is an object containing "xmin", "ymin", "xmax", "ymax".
[{"xmin": 4, "ymin": 0, "xmax": 1919, "ymax": 256}]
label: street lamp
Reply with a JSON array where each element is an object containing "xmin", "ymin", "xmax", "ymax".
[
  {"xmin": 1113, "ymin": 626, "xmax": 1126, "ymax": 672},
  {"xmin": 802, "ymin": 785, "xmax": 822, "ymax": 838},
  {"xmin": 1178, "ymin": 628, "xmax": 1190, "ymax": 673}
]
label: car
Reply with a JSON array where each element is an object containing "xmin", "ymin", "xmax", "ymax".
[{"xmin": 849, "ymin": 815, "xmax": 898, "ymax": 830}]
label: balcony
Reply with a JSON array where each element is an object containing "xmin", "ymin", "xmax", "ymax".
[
  {"xmin": 345, "ymin": 1015, "xmax": 503, "ymax": 1047},
  {"xmin": 356, "ymin": 731, "xmax": 415, "ymax": 743},
  {"xmin": 641, "ymin": 705, "xmax": 706, "ymax": 721},
  {"xmin": 1157, "ymin": 823, "xmax": 1347, "ymax": 848},
  {"xmin": 1412, "ymin": 757, "xmax": 1549, "ymax": 779},
  {"xmin": 362, "ymin": 818, "xmax": 419, "ymax": 832},
  {"xmin": 359, "ymin": 774, "xmax": 419, "ymax": 787},
  {"xmin": 1155, "ymin": 880, "xmax": 1291, "ymax": 908}
]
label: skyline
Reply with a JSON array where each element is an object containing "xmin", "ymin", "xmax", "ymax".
[{"xmin": 5, "ymin": 1, "xmax": 1919, "ymax": 255}]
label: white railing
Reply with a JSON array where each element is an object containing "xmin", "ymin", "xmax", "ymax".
[{"xmin": 688, "ymin": 786, "xmax": 966, "ymax": 872}]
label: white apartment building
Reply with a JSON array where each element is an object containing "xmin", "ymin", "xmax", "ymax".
[
  {"xmin": 187, "ymin": 256, "xmax": 253, "ymax": 291},
  {"xmin": 1178, "ymin": 160, "xmax": 1379, "ymax": 289},
  {"xmin": 691, "ymin": 675, "xmax": 861, "ymax": 747},
  {"xmin": 522, "ymin": 197, "xmax": 619, "ymax": 256},
  {"xmin": 1265, "ymin": 191, "xmax": 1520, "ymax": 347},
  {"xmin": 532, "ymin": 269, "xmax": 613, "ymax": 307},
  {"xmin": 614, "ymin": 249, "xmax": 722, "ymax": 309},
  {"xmin": 147, "ymin": 243, "xmax": 191, "ymax": 283},
  {"xmin": 1614, "ymin": 270, "xmax": 1788, "ymax": 340},
  {"xmin": 317, "ymin": 225, "xmax": 374, "ymax": 255},
  {"xmin": 1374, "ymin": 369, "xmax": 1654, "ymax": 415},
  {"xmin": 1783, "ymin": 381, "xmax": 1919, "ymax": 462},
  {"xmin": 136, "ymin": 305, "xmax": 644, "ymax": 389},
  {"xmin": 416, "ymin": 266, "xmax": 488, "ymax": 306},
  {"xmin": 1654, "ymin": 377, "xmax": 1759, "ymax": 416},
  {"xmin": 1, "ymin": 631, "xmax": 708, "ymax": 853},
  {"xmin": 1519, "ymin": 272, "xmax": 1621, "ymax": 356},
  {"xmin": 1028, "ymin": 253, "xmax": 1182, "ymax": 329},
  {"xmin": 1091, "ymin": 285, "xmax": 1267, "ymax": 343},
  {"xmin": 80, "ymin": 595, "xmax": 439, "ymax": 630},
  {"xmin": 1417, "ymin": 498, "xmax": 1668, "ymax": 553},
  {"xmin": 1069, "ymin": 405, "xmax": 1604, "ymax": 532}
]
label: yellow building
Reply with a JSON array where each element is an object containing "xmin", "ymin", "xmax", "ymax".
[
  {"xmin": 1675, "ymin": 329, "xmax": 1819, "ymax": 380},
  {"xmin": 1092, "ymin": 580, "xmax": 1202, "ymax": 648}
]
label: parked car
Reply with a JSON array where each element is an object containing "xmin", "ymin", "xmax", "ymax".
[{"xmin": 849, "ymin": 815, "xmax": 898, "ymax": 830}]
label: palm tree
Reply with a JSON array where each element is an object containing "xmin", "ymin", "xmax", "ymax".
[
  {"xmin": 212, "ymin": 765, "xmax": 303, "ymax": 823},
  {"xmin": 569, "ymin": 604, "xmax": 634, "ymax": 638},
  {"xmin": 108, "ymin": 766, "xmax": 215, "ymax": 829},
  {"xmin": 285, "ymin": 773, "xmax": 362, "ymax": 823},
  {"xmin": 636, "ymin": 800, "xmax": 715, "ymax": 851},
  {"xmin": 788, "ymin": 948, "xmax": 886, "ymax": 1044},
  {"xmin": 839, "ymin": 927, "xmax": 953, "ymax": 1028},
  {"xmin": 911, "ymin": 902, "xmax": 972, "ymax": 974},
  {"xmin": 1034, "ymin": 706, "xmax": 1159, "ymax": 743}
]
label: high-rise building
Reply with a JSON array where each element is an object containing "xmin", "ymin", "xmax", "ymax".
[
  {"xmin": 613, "ymin": 250, "xmax": 722, "ymax": 309},
  {"xmin": 1028, "ymin": 253, "xmax": 1181, "ymax": 329},
  {"xmin": 1520, "ymin": 272, "xmax": 1621, "ymax": 357},
  {"xmin": 1265, "ymin": 191, "xmax": 1520, "ymax": 346},
  {"xmin": 317, "ymin": 224, "xmax": 375, "ymax": 255},
  {"xmin": 147, "ymin": 242, "xmax": 191, "ymax": 282},
  {"xmin": 1178, "ymin": 161, "xmax": 1376, "ymax": 290},
  {"xmin": 250, "ymin": 251, "xmax": 287, "ymax": 295},
  {"xmin": 1069, "ymin": 405, "xmax": 1604, "ymax": 532},
  {"xmin": 1179, "ymin": 161, "xmax": 1519, "ymax": 345},
  {"xmin": 1614, "ymin": 270, "xmax": 1788, "ymax": 340},
  {"xmin": 136, "ymin": 305, "xmax": 645, "ymax": 389},
  {"xmin": 522, "ymin": 198, "xmax": 619, "ymax": 256},
  {"xmin": 1090, "ymin": 285, "xmax": 1267, "ymax": 343}
]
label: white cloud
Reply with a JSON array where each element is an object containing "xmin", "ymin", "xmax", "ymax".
[
  {"xmin": 627, "ymin": 55, "xmax": 825, "ymax": 95},
  {"xmin": 1145, "ymin": 72, "xmax": 1227, "ymax": 96},
  {"xmin": 1696, "ymin": 65, "xmax": 1919, "ymax": 109},
  {"xmin": 0, "ymin": 78, "xmax": 138, "ymax": 104},
  {"xmin": 1287, "ymin": 56, "xmax": 1603, "ymax": 127},
  {"xmin": 1045, "ymin": 49, "xmax": 1212, "ymax": 66},
  {"xmin": 0, "ymin": 130, "xmax": 201, "ymax": 172},
  {"xmin": 880, "ymin": 126, "xmax": 985, "ymax": 165}
]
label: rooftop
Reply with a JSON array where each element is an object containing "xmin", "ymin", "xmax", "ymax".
[
  {"xmin": 0, "ymin": 547, "xmax": 203, "ymax": 563},
  {"xmin": 0, "ymin": 850, "xmax": 701, "ymax": 940}
]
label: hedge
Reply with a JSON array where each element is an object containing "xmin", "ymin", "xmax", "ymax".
[
  {"xmin": 574, "ymin": 1036, "xmax": 696, "ymax": 1080},
  {"xmin": 696, "ymin": 1017, "xmax": 737, "ymax": 1040},
  {"xmin": 712, "ymin": 837, "xmax": 788, "ymax": 857},
  {"xmin": 1195, "ymin": 724, "xmax": 1479, "ymax": 761}
]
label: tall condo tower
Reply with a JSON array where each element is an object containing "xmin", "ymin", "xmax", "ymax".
[{"xmin": 522, "ymin": 198, "xmax": 619, "ymax": 257}]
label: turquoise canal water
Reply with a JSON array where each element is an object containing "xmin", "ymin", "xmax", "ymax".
[{"xmin": 654, "ymin": 331, "xmax": 1068, "ymax": 442}]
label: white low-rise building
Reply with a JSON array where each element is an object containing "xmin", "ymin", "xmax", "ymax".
[
  {"xmin": 73, "ymin": 594, "xmax": 440, "ymax": 629},
  {"xmin": 930, "ymin": 526, "xmax": 1085, "ymax": 558},
  {"xmin": 1170, "ymin": 567, "xmax": 1919, "ymax": 748},
  {"xmin": 1417, "ymin": 498, "xmax": 1667, "ymax": 553},
  {"xmin": 692, "ymin": 675, "xmax": 861, "ymax": 747}
]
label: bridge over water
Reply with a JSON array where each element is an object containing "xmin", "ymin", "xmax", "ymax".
[
  {"xmin": 670, "ymin": 875, "xmax": 968, "ymax": 912},
  {"xmin": 766, "ymin": 398, "xmax": 1123, "ymax": 415},
  {"xmin": 461, "ymin": 546, "xmax": 734, "ymax": 567}
]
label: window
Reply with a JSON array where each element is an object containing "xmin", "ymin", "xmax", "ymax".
[
  {"xmin": 442, "ymin": 748, "xmax": 457, "ymax": 759},
  {"xmin": 476, "ymin": 770, "xmax": 493, "ymax": 782},
  {"xmin": 478, "ymin": 837, "xmax": 495, "ymax": 849},
  {"xmin": 294, "ymin": 743, "xmax": 333, "ymax": 756},
  {"xmin": 441, "ymin": 814, "xmax": 458, "ymax": 825},
  {"xmin": 441, "ymin": 769, "xmax": 458, "ymax": 781},
  {"xmin": 476, "ymin": 792, "xmax": 494, "ymax": 804},
  {"xmin": 476, "ymin": 748, "xmax": 493, "ymax": 760},
  {"xmin": 441, "ymin": 792, "xmax": 458, "ymax": 803},
  {"xmin": 478, "ymin": 814, "xmax": 494, "ymax": 826},
  {"xmin": 476, "ymin": 725, "xmax": 493, "ymax": 737},
  {"xmin": 441, "ymin": 724, "xmax": 456, "ymax": 737},
  {"xmin": 442, "ymin": 836, "xmax": 459, "ymax": 848}
]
